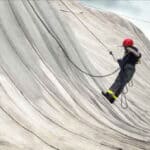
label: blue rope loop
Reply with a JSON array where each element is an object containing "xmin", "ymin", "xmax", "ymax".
[
  {"xmin": 128, "ymin": 80, "xmax": 134, "ymax": 87},
  {"xmin": 120, "ymin": 80, "xmax": 133, "ymax": 109},
  {"xmin": 121, "ymin": 93, "xmax": 128, "ymax": 109}
]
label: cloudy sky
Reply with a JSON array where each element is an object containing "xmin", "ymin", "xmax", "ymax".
[{"xmin": 80, "ymin": 0, "xmax": 150, "ymax": 40}]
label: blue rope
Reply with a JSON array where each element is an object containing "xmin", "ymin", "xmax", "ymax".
[{"xmin": 120, "ymin": 80, "xmax": 133, "ymax": 109}]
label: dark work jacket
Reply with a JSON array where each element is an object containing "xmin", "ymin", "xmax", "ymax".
[{"xmin": 118, "ymin": 46, "xmax": 142, "ymax": 69}]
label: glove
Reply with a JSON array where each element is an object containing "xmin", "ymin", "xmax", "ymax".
[{"xmin": 117, "ymin": 59, "xmax": 122, "ymax": 68}]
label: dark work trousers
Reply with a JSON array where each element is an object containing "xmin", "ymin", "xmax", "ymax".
[{"xmin": 110, "ymin": 64, "xmax": 135, "ymax": 97}]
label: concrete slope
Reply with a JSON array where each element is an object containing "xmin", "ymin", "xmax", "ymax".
[{"xmin": 0, "ymin": 0, "xmax": 150, "ymax": 150}]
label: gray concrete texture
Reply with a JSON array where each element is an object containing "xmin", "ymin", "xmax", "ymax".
[{"xmin": 0, "ymin": 0, "xmax": 150, "ymax": 150}]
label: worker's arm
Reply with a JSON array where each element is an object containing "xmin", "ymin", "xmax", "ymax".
[{"xmin": 126, "ymin": 47, "xmax": 141, "ymax": 57}]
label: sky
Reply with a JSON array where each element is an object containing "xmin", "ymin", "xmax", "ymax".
[{"xmin": 80, "ymin": 0, "xmax": 150, "ymax": 40}]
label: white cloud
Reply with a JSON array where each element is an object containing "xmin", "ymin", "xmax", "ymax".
[{"xmin": 80, "ymin": 0, "xmax": 150, "ymax": 40}]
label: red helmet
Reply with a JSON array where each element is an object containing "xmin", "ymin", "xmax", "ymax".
[{"xmin": 122, "ymin": 38, "xmax": 134, "ymax": 47}]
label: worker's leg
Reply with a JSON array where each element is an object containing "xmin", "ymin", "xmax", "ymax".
[
  {"xmin": 110, "ymin": 64, "xmax": 135, "ymax": 97},
  {"xmin": 102, "ymin": 70, "xmax": 123, "ymax": 103},
  {"xmin": 109, "ymin": 70, "xmax": 124, "ymax": 97}
]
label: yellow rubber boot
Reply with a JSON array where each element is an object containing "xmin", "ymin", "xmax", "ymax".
[{"xmin": 107, "ymin": 90, "xmax": 118, "ymax": 100}]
